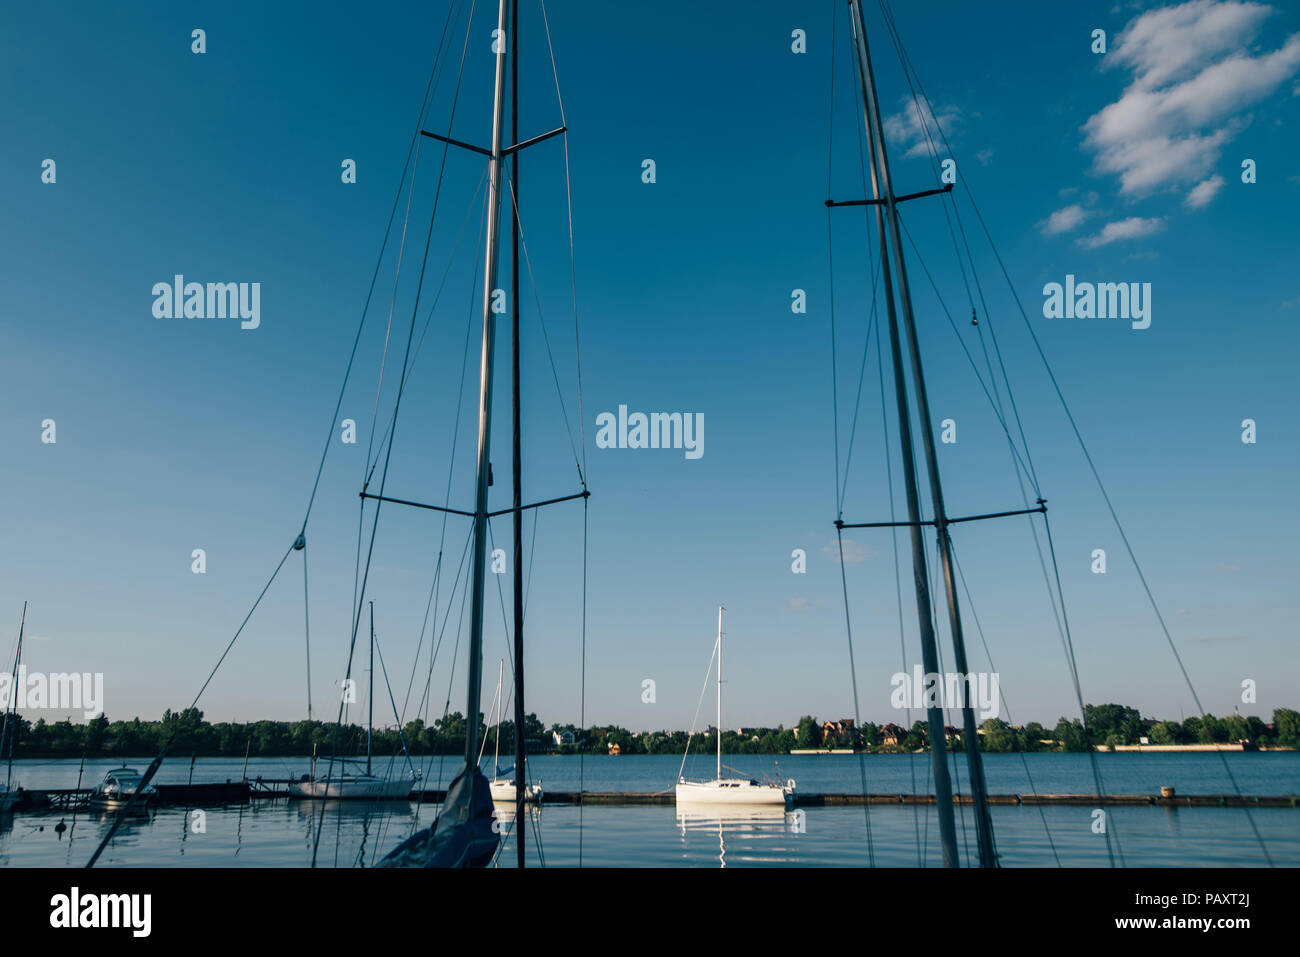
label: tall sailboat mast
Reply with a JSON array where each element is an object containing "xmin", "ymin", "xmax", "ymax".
[
  {"xmin": 463, "ymin": 0, "xmax": 512, "ymax": 770},
  {"xmin": 367, "ymin": 600, "xmax": 374, "ymax": 776},
  {"xmin": 845, "ymin": 0, "xmax": 995, "ymax": 867},
  {"xmin": 3, "ymin": 602, "xmax": 25, "ymax": 791},
  {"xmin": 509, "ymin": 0, "xmax": 527, "ymax": 868},
  {"xmin": 715, "ymin": 606, "xmax": 723, "ymax": 782}
]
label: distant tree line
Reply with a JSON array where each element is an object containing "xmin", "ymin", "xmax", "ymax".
[
  {"xmin": 2, "ymin": 704, "xmax": 1296, "ymax": 758},
  {"xmin": 0, "ymin": 707, "xmax": 551, "ymax": 760}
]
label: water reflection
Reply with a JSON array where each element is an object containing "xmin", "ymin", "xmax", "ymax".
[
  {"xmin": 291, "ymin": 799, "xmax": 417, "ymax": 824},
  {"xmin": 490, "ymin": 800, "xmax": 542, "ymax": 828},
  {"xmin": 292, "ymin": 799, "xmax": 419, "ymax": 868},
  {"xmin": 674, "ymin": 805, "xmax": 796, "ymax": 867}
]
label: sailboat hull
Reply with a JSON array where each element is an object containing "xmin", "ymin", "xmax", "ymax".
[
  {"xmin": 288, "ymin": 775, "xmax": 416, "ymax": 800},
  {"xmin": 675, "ymin": 780, "xmax": 793, "ymax": 807},
  {"xmin": 488, "ymin": 780, "xmax": 542, "ymax": 804}
]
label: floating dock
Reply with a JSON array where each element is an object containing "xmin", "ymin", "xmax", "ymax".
[{"xmin": 8, "ymin": 782, "xmax": 1297, "ymax": 812}]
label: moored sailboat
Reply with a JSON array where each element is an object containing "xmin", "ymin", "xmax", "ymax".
[
  {"xmin": 291, "ymin": 601, "xmax": 420, "ymax": 800},
  {"xmin": 676, "ymin": 607, "xmax": 794, "ymax": 807},
  {"xmin": 484, "ymin": 660, "xmax": 542, "ymax": 805}
]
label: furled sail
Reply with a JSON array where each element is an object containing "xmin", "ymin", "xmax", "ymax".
[{"xmin": 377, "ymin": 764, "xmax": 498, "ymax": 868}]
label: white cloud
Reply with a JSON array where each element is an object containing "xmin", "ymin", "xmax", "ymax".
[
  {"xmin": 1103, "ymin": 0, "xmax": 1275, "ymax": 90},
  {"xmin": 883, "ymin": 97, "xmax": 962, "ymax": 159},
  {"xmin": 1039, "ymin": 203, "xmax": 1090, "ymax": 235},
  {"xmin": 1186, "ymin": 174, "xmax": 1226, "ymax": 207},
  {"xmin": 1084, "ymin": 1, "xmax": 1300, "ymax": 200},
  {"xmin": 822, "ymin": 539, "xmax": 868, "ymax": 563},
  {"xmin": 1079, "ymin": 216, "xmax": 1166, "ymax": 247}
]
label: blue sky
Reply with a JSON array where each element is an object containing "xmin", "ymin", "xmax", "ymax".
[{"xmin": 1, "ymin": 0, "xmax": 1297, "ymax": 734}]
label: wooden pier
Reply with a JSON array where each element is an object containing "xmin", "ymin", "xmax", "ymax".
[
  {"xmin": 15, "ymin": 780, "xmax": 251, "ymax": 811},
  {"xmin": 8, "ymin": 783, "xmax": 1297, "ymax": 812}
]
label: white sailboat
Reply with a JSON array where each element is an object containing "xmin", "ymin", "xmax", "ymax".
[
  {"xmin": 484, "ymin": 660, "xmax": 542, "ymax": 805},
  {"xmin": 289, "ymin": 770, "xmax": 416, "ymax": 801},
  {"xmin": 290, "ymin": 601, "xmax": 421, "ymax": 800},
  {"xmin": 676, "ymin": 607, "xmax": 795, "ymax": 807}
]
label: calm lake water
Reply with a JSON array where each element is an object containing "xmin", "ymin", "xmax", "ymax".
[{"xmin": 2, "ymin": 753, "xmax": 1296, "ymax": 867}]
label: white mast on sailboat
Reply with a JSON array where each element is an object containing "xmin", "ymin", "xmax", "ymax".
[
  {"xmin": 715, "ymin": 605, "xmax": 723, "ymax": 783},
  {"xmin": 462, "ymin": 0, "xmax": 511, "ymax": 772}
]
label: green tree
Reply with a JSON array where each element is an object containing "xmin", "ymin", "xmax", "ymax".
[
  {"xmin": 1274, "ymin": 709, "xmax": 1300, "ymax": 748},
  {"xmin": 1053, "ymin": 717, "xmax": 1089, "ymax": 752},
  {"xmin": 1223, "ymin": 714, "xmax": 1250, "ymax": 743},
  {"xmin": 980, "ymin": 718, "xmax": 1019, "ymax": 753},
  {"xmin": 1083, "ymin": 704, "xmax": 1142, "ymax": 745},
  {"xmin": 903, "ymin": 721, "xmax": 927, "ymax": 751},
  {"xmin": 795, "ymin": 715, "xmax": 821, "ymax": 748},
  {"xmin": 1198, "ymin": 714, "xmax": 1228, "ymax": 744},
  {"xmin": 1149, "ymin": 720, "xmax": 1182, "ymax": 745}
]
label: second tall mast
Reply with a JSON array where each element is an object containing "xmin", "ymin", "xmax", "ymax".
[
  {"xmin": 846, "ymin": 0, "xmax": 997, "ymax": 867},
  {"xmin": 463, "ymin": 0, "xmax": 512, "ymax": 769}
]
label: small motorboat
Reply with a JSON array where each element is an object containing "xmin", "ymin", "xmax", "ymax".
[{"xmin": 89, "ymin": 767, "xmax": 156, "ymax": 811}]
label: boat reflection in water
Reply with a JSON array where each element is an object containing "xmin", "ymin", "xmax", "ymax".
[
  {"xmin": 674, "ymin": 805, "xmax": 799, "ymax": 868},
  {"xmin": 487, "ymin": 799, "xmax": 542, "ymax": 831},
  {"xmin": 292, "ymin": 798, "xmax": 416, "ymax": 826}
]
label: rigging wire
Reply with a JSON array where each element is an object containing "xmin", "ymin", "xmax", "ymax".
[
  {"xmin": 538, "ymin": 0, "xmax": 592, "ymax": 865},
  {"xmin": 899, "ymin": 211, "xmax": 1118, "ymax": 863},
  {"xmin": 834, "ymin": 529, "xmax": 876, "ymax": 866},
  {"xmin": 361, "ymin": 167, "xmax": 490, "ymax": 486},
  {"xmin": 872, "ymin": 270, "xmax": 925, "ymax": 866},
  {"xmin": 949, "ymin": 544, "xmax": 1061, "ymax": 866},
  {"xmin": 315, "ymin": 0, "xmax": 482, "ymax": 868},
  {"xmin": 676, "ymin": 631, "xmax": 721, "ymax": 782},
  {"xmin": 577, "ymin": 494, "xmax": 588, "ymax": 866},
  {"xmin": 396, "ymin": 176, "xmax": 489, "ymax": 725},
  {"xmin": 539, "ymin": 0, "xmax": 588, "ymax": 484},
  {"xmin": 86, "ymin": 542, "xmax": 295, "ymax": 867},
  {"xmin": 89, "ymin": 0, "xmax": 471, "ymax": 872},
  {"xmin": 863, "ymin": 0, "xmax": 1119, "ymax": 866},
  {"xmin": 827, "ymin": 0, "xmax": 878, "ymax": 864},
  {"xmin": 503, "ymin": 160, "xmax": 584, "ymax": 482},
  {"xmin": 302, "ymin": 542, "xmax": 313, "ymax": 721}
]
